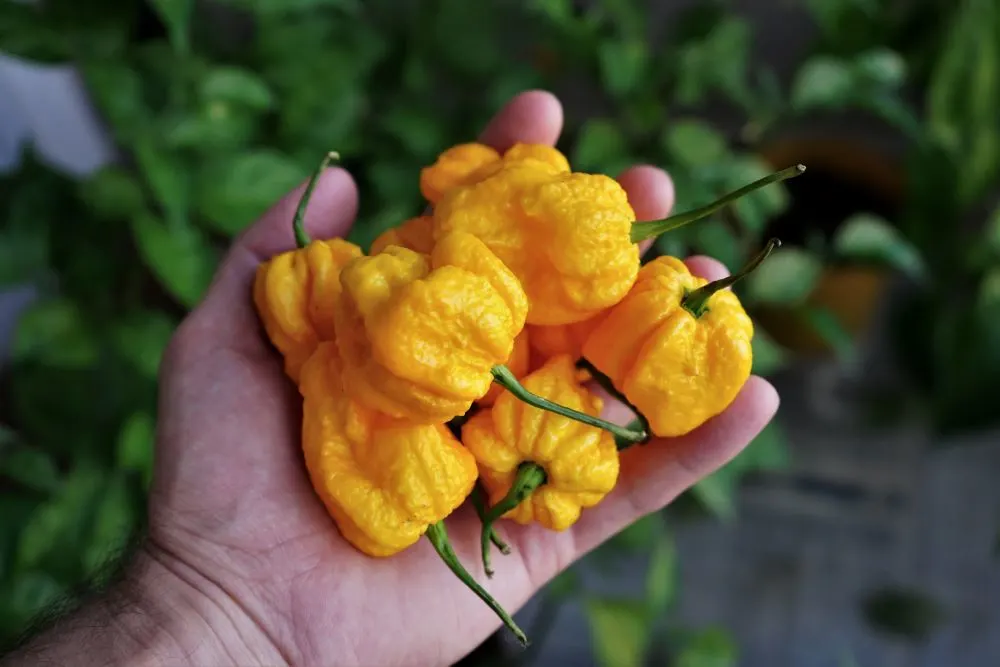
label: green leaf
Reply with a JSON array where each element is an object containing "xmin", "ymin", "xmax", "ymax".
[
  {"xmin": 379, "ymin": 108, "xmax": 447, "ymax": 160},
  {"xmin": 853, "ymin": 49, "xmax": 906, "ymax": 88},
  {"xmin": 833, "ymin": 213, "xmax": 925, "ymax": 281},
  {"xmin": 80, "ymin": 61, "xmax": 147, "ymax": 141},
  {"xmin": 751, "ymin": 328, "xmax": 788, "ymax": 376},
  {"xmin": 83, "ymin": 474, "xmax": 135, "ymax": 580},
  {"xmin": 134, "ymin": 140, "xmax": 190, "ymax": 229},
  {"xmin": 164, "ymin": 107, "xmax": 259, "ymax": 152},
  {"xmin": 546, "ymin": 568, "xmax": 581, "ymax": 600},
  {"xmin": 744, "ymin": 247, "xmax": 823, "ymax": 305},
  {"xmin": 572, "ymin": 119, "xmax": 629, "ymax": 174},
  {"xmin": 585, "ymin": 598, "xmax": 651, "ymax": 667},
  {"xmin": 112, "ymin": 311, "xmax": 177, "ymax": 378},
  {"xmin": 12, "ymin": 300, "xmax": 99, "ymax": 369},
  {"xmin": 801, "ymin": 306, "xmax": 856, "ymax": 362},
  {"xmin": 148, "ymin": 0, "xmax": 193, "ymax": 52},
  {"xmin": 131, "ymin": 212, "xmax": 217, "ymax": 308},
  {"xmin": 117, "ymin": 412, "xmax": 155, "ymax": 491},
  {"xmin": 791, "ymin": 57, "xmax": 854, "ymax": 109},
  {"xmin": 675, "ymin": 627, "xmax": 738, "ymax": 667},
  {"xmin": 78, "ymin": 167, "xmax": 146, "ymax": 222},
  {"xmin": 16, "ymin": 464, "xmax": 105, "ymax": 573},
  {"xmin": 691, "ymin": 470, "xmax": 736, "ymax": 521},
  {"xmin": 0, "ymin": 2, "xmax": 70, "ymax": 63},
  {"xmin": 200, "ymin": 67, "xmax": 274, "ymax": 110},
  {"xmin": 598, "ymin": 37, "xmax": 649, "ymax": 98},
  {"xmin": 663, "ymin": 120, "xmax": 728, "ymax": 167},
  {"xmin": 197, "ymin": 150, "xmax": 308, "ymax": 235},
  {"xmin": 606, "ymin": 514, "xmax": 663, "ymax": 553},
  {"xmin": 0, "ymin": 446, "xmax": 59, "ymax": 494},
  {"xmin": 645, "ymin": 534, "xmax": 677, "ymax": 616},
  {"xmin": 742, "ymin": 422, "xmax": 791, "ymax": 472},
  {"xmin": 862, "ymin": 586, "xmax": 946, "ymax": 641},
  {"xmin": 3, "ymin": 572, "xmax": 66, "ymax": 631}
]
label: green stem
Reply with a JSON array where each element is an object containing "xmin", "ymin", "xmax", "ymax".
[
  {"xmin": 575, "ymin": 358, "xmax": 651, "ymax": 446},
  {"xmin": 472, "ymin": 485, "xmax": 510, "ymax": 554},
  {"xmin": 682, "ymin": 238, "xmax": 782, "ymax": 318},
  {"xmin": 480, "ymin": 463, "xmax": 547, "ymax": 578},
  {"xmin": 490, "ymin": 366, "xmax": 646, "ymax": 444},
  {"xmin": 630, "ymin": 164, "xmax": 806, "ymax": 243},
  {"xmin": 293, "ymin": 151, "xmax": 341, "ymax": 248},
  {"xmin": 425, "ymin": 522, "xmax": 528, "ymax": 646}
]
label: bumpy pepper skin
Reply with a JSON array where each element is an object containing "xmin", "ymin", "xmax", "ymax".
[
  {"xmin": 300, "ymin": 342, "xmax": 477, "ymax": 557},
  {"xmin": 528, "ymin": 314, "xmax": 607, "ymax": 362},
  {"xmin": 463, "ymin": 356, "xmax": 620, "ymax": 531},
  {"xmin": 369, "ymin": 215, "xmax": 435, "ymax": 255},
  {"xmin": 334, "ymin": 231, "xmax": 529, "ymax": 423},
  {"xmin": 433, "ymin": 151, "xmax": 639, "ymax": 326},
  {"xmin": 253, "ymin": 238, "xmax": 363, "ymax": 381},
  {"xmin": 478, "ymin": 329, "xmax": 531, "ymax": 407},
  {"xmin": 420, "ymin": 143, "xmax": 501, "ymax": 204},
  {"xmin": 582, "ymin": 256, "xmax": 754, "ymax": 438}
]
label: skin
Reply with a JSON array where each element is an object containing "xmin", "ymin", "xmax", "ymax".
[{"xmin": 0, "ymin": 91, "xmax": 778, "ymax": 667}]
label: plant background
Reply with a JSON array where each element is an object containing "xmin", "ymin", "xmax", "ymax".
[{"xmin": 1, "ymin": 0, "xmax": 999, "ymax": 665}]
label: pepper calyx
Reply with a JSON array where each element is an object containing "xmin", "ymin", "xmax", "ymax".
[
  {"xmin": 681, "ymin": 238, "xmax": 782, "ymax": 318},
  {"xmin": 629, "ymin": 164, "xmax": 805, "ymax": 244}
]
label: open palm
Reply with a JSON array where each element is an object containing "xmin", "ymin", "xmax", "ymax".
[{"xmin": 147, "ymin": 91, "xmax": 779, "ymax": 667}]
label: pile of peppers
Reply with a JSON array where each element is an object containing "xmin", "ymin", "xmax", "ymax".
[{"xmin": 253, "ymin": 142, "xmax": 804, "ymax": 645}]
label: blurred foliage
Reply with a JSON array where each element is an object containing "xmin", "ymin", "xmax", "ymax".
[
  {"xmin": 0, "ymin": 0, "xmax": 996, "ymax": 663},
  {"xmin": 861, "ymin": 586, "xmax": 947, "ymax": 642}
]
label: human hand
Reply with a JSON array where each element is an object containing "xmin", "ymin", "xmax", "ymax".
[{"xmin": 2, "ymin": 91, "xmax": 778, "ymax": 667}]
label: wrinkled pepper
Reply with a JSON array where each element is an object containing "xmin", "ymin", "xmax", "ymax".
[
  {"xmin": 300, "ymin": 342, "xmax": 526, "ymax": 643},
  {"xmin": 478, "ymin": 330, "xmax": 532, "ymax": 408},
  {"xmin": 432, "ymin": 143, "xmax": 804, "ymax": 325},
  {"xmin": 334, "ymin": 230, "xmax": 530, "ymax": 423},
  {"xmin": 253, "ymin": 153, "xmax": 363, "ymax": 381},
  {"xmin": 369, "ymin": 214, "xmax": 435, "ymax": 255},
  {"xmin": 527, "ymin": 314, "xmax": 607, "ymax": 363},
  {"xmin": 582, "ymin": 240, "xmax": 781, "ymax": 438},
  {"xmin": 463, "ymin": 356, "xmax": 620, "ymax": 575}
]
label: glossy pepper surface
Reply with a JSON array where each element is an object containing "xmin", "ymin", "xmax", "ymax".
[
  {"xmin": 463, "ymin": 356, "xmax": 620, "ymax": 531},
  {"xmin": 433, "ymin": 148, "xmax": 639, "ymax": 326},
  {"xmin": 253, "ymin": 238, "xmax": 363, "ymax": 381},
  {"xmin": 369, "ymin": 215, "xmax": 435, "ymax": 256},
  {"xmin": 334, "ymin": 230, "xmax": 529, "ymax": 423},
  {"xmin": 300, "ymin": 342, "xmax": 477, "ymax": 557},
  {"xmin": 582, "ymin": 256, "xmax": 754, "ymax": 438},
  {"xmin": 478, "ymin": 330, "xmax": 531, "ymax": 408}
]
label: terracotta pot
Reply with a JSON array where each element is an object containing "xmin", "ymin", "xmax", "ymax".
[{"xmin": 752, "ymin": 136, "xmax": 905, "ymax": 355}]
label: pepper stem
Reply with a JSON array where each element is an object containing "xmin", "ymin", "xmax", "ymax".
[
  {"xmin": 491, "ymin": 365, "xmax": 647, "ymax": 444},
  {"xmin": 576, "ymin": 358, "xmax": 651, "ymax": 446},
  {"xmin": 471, "ymin": 485, "xmax": 510, "ymax": 554},
  {"xmin": 630, "ymin": 164, "xmax": 805, "ymax": 243},
  {"xmin": 480, "ymin": 462, "xmax": 547, "ymax": 578},
  {"xmin": 682, "ymin": 238, "xmax": 782, "ymax": 318},
  {"xmin": 293, "ymin": 151, "xmax": 340, "ymax": 248},
  {"xmin": 425, "ymin": 521, "xmax": 528, "ymax": 646}
]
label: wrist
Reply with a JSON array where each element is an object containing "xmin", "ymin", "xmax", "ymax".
[{"xmin": 1, "ymin": 542, "xmax": 285, "ymax": 667}]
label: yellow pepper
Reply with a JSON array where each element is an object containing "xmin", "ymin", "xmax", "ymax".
[
  {"xmin": 300, "ymin": 342, "xmax": 526, "ymax": 643},
  {"xmin": 582, "ymin": 240, "xmax": 780, "ymax": 438},
  {"xmin": 477, "ymin": 329, "xmax": 531, "ymax": 408},
  {"xmin": 527, "ymin": 314, "xmax": 607, "ymax": 363},
  {"xmin": 433, "ymin": 146, "xmax": 805, "ymax": 326},
  {"xmin": 334, "ymin": 230, "xmax": 529, "ymax": 423},
  {"xmin": 463, "ymin": 356, "xmax": 620, "ymax": 575},
  {"xmin": 369, "ymin": 215, "xmax": 435, "ymax": 255},
  {"xmin": 253, "ymin": 153, "xmax": 364, "ymax": 381},
  {"xmin": 419, "ymin": 142, "xmax": 570, "ymax": 206}
]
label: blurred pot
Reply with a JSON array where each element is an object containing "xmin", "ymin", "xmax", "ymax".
[{"xmin": 752, "ymin": 135, "xmax": 905, "ymax": 355}]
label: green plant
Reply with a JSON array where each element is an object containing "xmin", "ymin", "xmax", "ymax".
[{"xmin": 0, "ymin": 0, "xmax": 900, "ymax": 662}]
